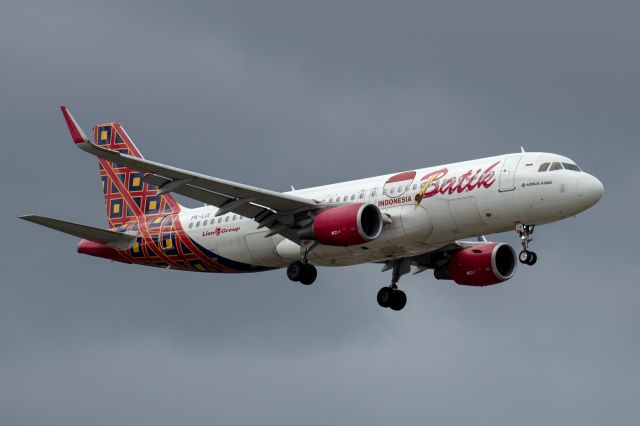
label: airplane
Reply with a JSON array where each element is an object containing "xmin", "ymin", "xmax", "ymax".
[{"xmin": 19, "ymin": 107, "xmax": 604, "ymax": 311}]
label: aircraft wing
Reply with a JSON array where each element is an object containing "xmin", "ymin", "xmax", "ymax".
[{"xmin": 61, "ymin": 107, "xmax": 319, "ymax": 241}]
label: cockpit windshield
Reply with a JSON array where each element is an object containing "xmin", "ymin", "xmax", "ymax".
[
  {"xmin": 538, "ymin": 161, "xmax": 581, "ymax": 172},
  {"xmin": 549, "ymin": 162, "xmax": 563, "ymax": 171},
  {"xmin": 562, "ymin": 163, "xmax": 581, "ymax": 171}
]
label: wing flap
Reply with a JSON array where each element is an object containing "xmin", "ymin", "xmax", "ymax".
[
  {"xmin": 143, "ymin": 174, "xmax": 233, "ymax": 206},
  {"xmin": 19, "ymin": 215, "xmax": 135, "ymax": 244},
  {"xmin": 143, "ymin": 175, "xmax": 270, "ymax": 219}
]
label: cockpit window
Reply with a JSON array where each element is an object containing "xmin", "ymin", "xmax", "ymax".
[
  {"xmin": 562, "ymin": 163, "xmax": 581, "ymax": 172},
  {"xmin": 549, "ymin": 162, "xmax": 563, "ymax": 171},
  {"xmin": 538, "ymin": 163, "xmax": 550, "ymax": 172}
]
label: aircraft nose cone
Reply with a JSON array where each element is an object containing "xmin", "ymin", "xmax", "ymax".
[{"xmin": 578, "ymin": 173, "xmax": 604, "ymax": 209}]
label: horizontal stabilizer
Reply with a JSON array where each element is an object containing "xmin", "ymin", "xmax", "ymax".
[{"xmin": 19, "ymin": 215, "xmax": 135, "ymax": 244}]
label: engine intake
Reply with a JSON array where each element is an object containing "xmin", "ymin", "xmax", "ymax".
[
  {"xmin": 298, "ymin": 203, "xmax": 383, "ymax": 246},
  {"xmin": 434, "ymin": 242, "xmax": 517, "ymax": 286}
]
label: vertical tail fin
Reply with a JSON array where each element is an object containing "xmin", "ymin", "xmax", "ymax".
[
  {"xmin": 60, "ymin": 107, "xmax": 184, "ymax": 229},
  {"xmin": 91, "ymin": 120, "xmax": 181, "ymax": 229},
  {"xmin": 60, "ymin": 107, "xmax": 183, "ymax": 229}
]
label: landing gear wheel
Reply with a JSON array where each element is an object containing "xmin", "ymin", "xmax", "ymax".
[
  {"xmin": 519, "ymin": 250, "xmax": 537, "ymax": 265},
  {"xmin": 377, "ymin": 287, "xmax": 394, "ymax": 308},
  {"xmin": 299, "ymin": 264, "xmax": 317, "ymax": 285},
  {"xmin": 287, "ymin": 261, "xmax": 317, "ymax": 284},
  {"xmin": 377, "ymin": 259, "xmax": 411, "ymax": 310},
  {"xmin": 377, "ymin": 288, "xmax": 407, "ymax": 310},
  {"xmin": 516, "ymin": 224, "xmax": 538, "ymax": 266},
  {"xmin": 287, "ymin": 261, "xmax": 305, "ymax": 282},
  {"xmin": 527, "ymin": 251, "xmax": 538, "ymax": 266},
  {"xmin": 389, "ymin": 290, "xmax": 407, "ymax": 311}
]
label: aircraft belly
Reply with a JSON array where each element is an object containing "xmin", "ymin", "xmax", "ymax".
[
  {"xmin": 476, "ymin": 189, "xmax": 522, "ymax": 231},
  {"xmin": 188, "ymin": 221, "xmax": 256, "ymax": 266},
  {"xmin": 245, "ymin": 232, "xmax": 289, "ymax": 267},
  {"xmin": 449, "ymin": 195, "xmax": 485, "ymax": 234},
  {"xmin": 421, "ymin": 196, "xmax": 459, "ymax": 244},
  {"xmin": 424, "ymin": 190, "xmax": 520, "ymax": 243},
  {"xmin": 400, "ymin": 205, "xmax": 433, "ymax": 243},
  {"xmin": 309, "ymin": 245, "xmax": 427, "ymax": 266}
]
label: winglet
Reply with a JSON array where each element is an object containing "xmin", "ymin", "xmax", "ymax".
[{"xmin": 60, "ymin": 106, "xmax": 90, "ymax": 144}]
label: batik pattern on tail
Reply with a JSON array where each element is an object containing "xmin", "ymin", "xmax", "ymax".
[{"xmin": 94, "ymin": 122, "xmax": 181, "ymax": 229}]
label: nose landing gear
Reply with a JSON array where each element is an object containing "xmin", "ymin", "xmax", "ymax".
[{"xmin": 516, "ymin": 224, "xmax": 537, "ymax": 265}]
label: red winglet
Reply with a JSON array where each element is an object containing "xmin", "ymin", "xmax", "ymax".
[{"xmin": 60, "ymin": 106, "xmax": 90, "ymax": 144}]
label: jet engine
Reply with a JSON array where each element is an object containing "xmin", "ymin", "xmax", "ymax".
[
  {"xmin": 434, "ymin": 242, "xmax": 517, "ymax": 286},
  {"xmin": 298, "ymin": 203, "xmax": 384, "ymax": 246}
]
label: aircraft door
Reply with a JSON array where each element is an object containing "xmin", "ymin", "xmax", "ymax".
[{"xmin": 499, "ymin": 155, "xmax": 522, "ymax": 192}]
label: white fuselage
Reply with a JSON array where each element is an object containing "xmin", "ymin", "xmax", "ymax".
[{"xmin": 180, "ymin": 152, "xmax": 603, "ymax": 268}]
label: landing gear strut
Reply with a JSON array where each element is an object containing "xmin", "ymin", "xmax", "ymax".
[
  {"xmin": 287, "ymin": 242, "xmax": 318, "ymax": 285},
  {"xmin": 377, "ymin": 259, "xmax": 409, "ymax": 311},
  {"xmin": 516, "ymin": 223, "xmax": 537, "ymax": 266}
]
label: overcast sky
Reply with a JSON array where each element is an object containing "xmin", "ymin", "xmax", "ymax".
[{"xmin": 1, "ymin": 1, "xmax": 638, "ymax": 425}]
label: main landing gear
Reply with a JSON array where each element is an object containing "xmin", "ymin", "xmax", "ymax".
[
  {"xmin": 286, "ymin": 243, "xmax": 318, "ymax": 285},
  {"xmin": 377, "ymin": 259, "xmax": 410, "ymax": 311},
  {"xmin": 516, "ymin": 223, "xmax": 538, "ymax": 266},
  {"xmin": 287, "ymin": 260, "xmax": 317, "ymax": 285}
]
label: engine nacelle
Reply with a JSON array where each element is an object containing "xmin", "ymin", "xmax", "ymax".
[
  {"xmin": 434, "ymin": 242, "xmax": 517, "ymax": 286},
  {"xmin": 298, "ymin": 203, "xmax": 384, "ymax": 246}
]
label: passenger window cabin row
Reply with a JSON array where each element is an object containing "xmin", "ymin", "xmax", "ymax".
[
  {"xmin": 321, "ymin": 181, "xmax": 434, "ymax": 203},
  {"xmin": 189, "ymin": 214, "xmax": 245, "ymax": 229},
  {"xmin": 325, "ymin": 192, "xmax": 364, "ymax": 203},
  {"xmin": 322, "ymin": 183, "xmax": 420, "ymax": 203}
]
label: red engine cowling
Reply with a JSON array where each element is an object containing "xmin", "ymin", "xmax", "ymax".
[
  {"xmin": 298, "ymin": 203, "xmax": 384, "ymax": 246},
  {"xmin": 434, "ymin": 242, "xmax": 517, "ymax": 286}
]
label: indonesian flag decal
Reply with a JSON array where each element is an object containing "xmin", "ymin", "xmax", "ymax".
[{"xmin": 383, "ymin": 171, "xmax": 416, "ymax": 198}]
